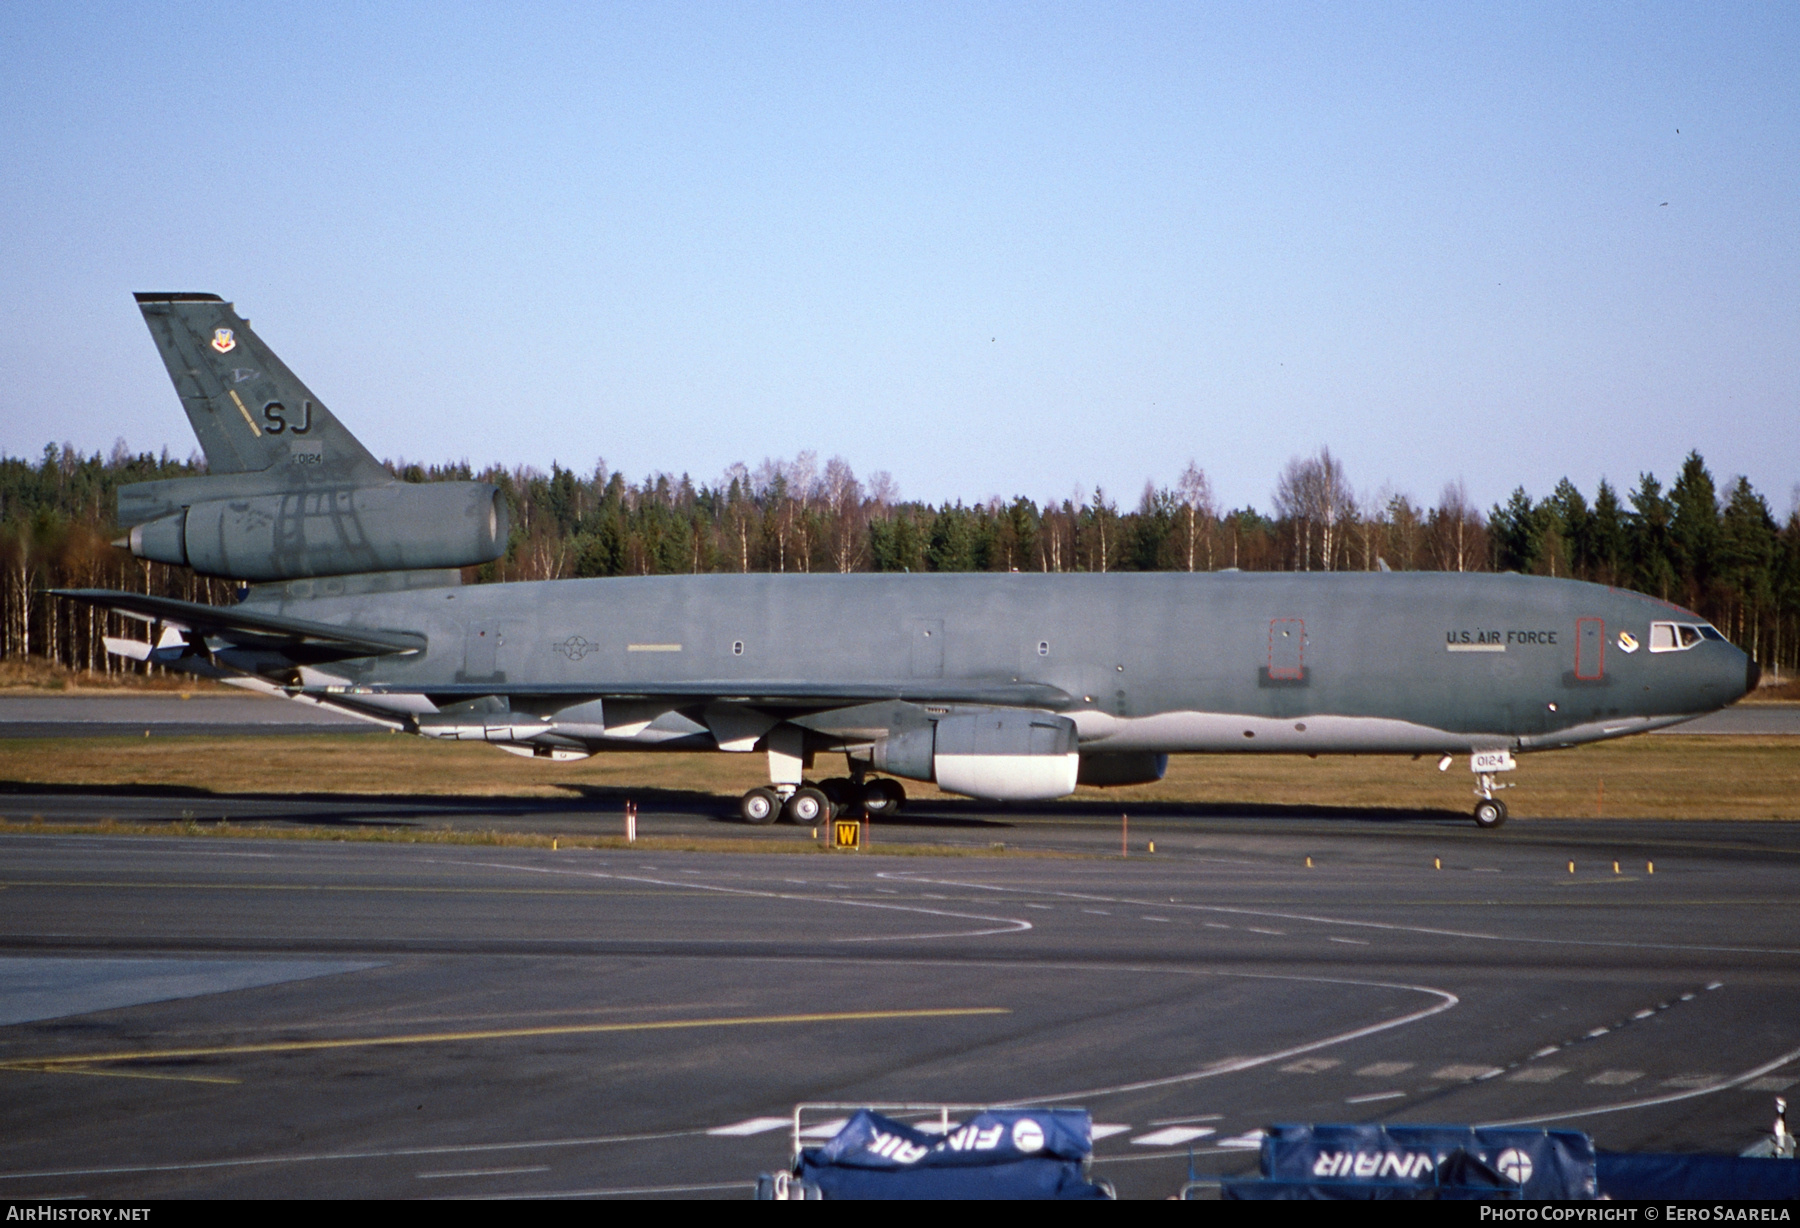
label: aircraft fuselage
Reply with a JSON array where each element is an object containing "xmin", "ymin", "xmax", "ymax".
[{"xmin": 238, "ymin": 568, "xmax": 1753, "ymax": 758}]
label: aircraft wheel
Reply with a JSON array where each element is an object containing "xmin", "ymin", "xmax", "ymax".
[
  {"xmin": 740, "ymin": 787, "xmax": 780, "ymax": 825},
  {"xmin": 784, "ymin": 786, "xmax": 830, "ymax": 825},
  {"xmin": 818, "ymin": 777, "xmax": 858, "ymax": 818},
  {"xmin": 1472, "ymin": 798, "xmax": 1508, "ymax": 829},
  {"xmin": 862, "ymin": 778, "xmax": 906, "ymax": 817}
]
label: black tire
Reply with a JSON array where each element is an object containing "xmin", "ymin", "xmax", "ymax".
[
  {"xmin": 862, "ymin": 778, "xmax": 906, "ymax": 817},
  {"xmin": 818, "ymin": 777, "xmax": 857, "ymax": 818},
  {"xmin": 784, "ymin": 786, "xmax": 829, "ymax": 825},
  {"xmin": 741, "ymin": 787, "xmax": 780, "ymax": 825},
  {"xmin": 1473, "ymin": 798, "xmax": 1508, "ymax": 829}
]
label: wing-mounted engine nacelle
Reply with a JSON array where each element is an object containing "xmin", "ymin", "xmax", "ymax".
[
  {"xmin": 124, "ymin": 481, "xmax": 508, "ymax": 581},
  {"xmin": 872, "ymin": 708, "xmax": 1080, "ymax": 801}
]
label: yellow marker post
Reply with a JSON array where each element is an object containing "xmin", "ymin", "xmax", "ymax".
[
  {"xmin": 1568, "ymin": 861, "xmax": 1576, "ymax": 874},
  {"xmin": 1305, "ymin": 856, "xmax": 1312, "ymax": 868},
  {"xmin": 1434, "ymin": 857, "xmax": 1441, "ymax": 870},
  {"xmin": 1647, "ymin": 861, "xmax": 1654, "ymax": 875},
  {"xmin": 1612, "ymin": 860, "xmax": 1620, "ymax": 875},
  {"xmin": 1148, "ymin": 841, "xmax": 1155, "ymax": 854}
]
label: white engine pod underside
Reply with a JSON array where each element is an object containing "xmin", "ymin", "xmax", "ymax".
[{"xmin": 933, "ymin": 751, "xmax": 1081, "ymax": 801}]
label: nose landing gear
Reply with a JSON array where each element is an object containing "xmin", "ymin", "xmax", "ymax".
[{"xmin": 1468, "ymin": 750, "xmax": 1517, "ymax": 829}]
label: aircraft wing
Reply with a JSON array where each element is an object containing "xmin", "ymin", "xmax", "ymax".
[
  {"xmin": 415, "ymin": 679, "xmax": 1071, "ymax": 708},
  {"xmin": 53, "ymin": 589, "xmax": 428, "ymax": 660}
]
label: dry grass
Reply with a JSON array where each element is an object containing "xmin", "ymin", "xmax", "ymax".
[
  {"xmin": 0, "ymin": 657, "xmax": 223, "ymax": 694},
  {"xmin": 0, "ymin": 814, "xmax": 1026, "ymax": 856},
  {"xmin": 1099, "ymin": 736, "xmax": 1800, "ymax": 820},
  {"xmin": 0, "ymin": 732, "xmax": 1795, "ymax": 820},
  {"xmin": 1743, "ymin": 677, "xmax": 1800, "ymax": 704}
]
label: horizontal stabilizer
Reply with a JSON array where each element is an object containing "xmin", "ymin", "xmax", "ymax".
[{"xmin": 53, "ymin": 589, "xmax": 426, "ymax": 659}]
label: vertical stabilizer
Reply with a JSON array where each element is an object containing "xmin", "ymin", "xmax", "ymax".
[{"xmin": 133, "ymin": 293, "xmax": 389, "ymax": 485}]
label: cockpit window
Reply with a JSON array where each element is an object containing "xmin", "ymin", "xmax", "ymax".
[{"xmin": 1648, "ymin": 621, "xmax": 1720, "ymax": 652}]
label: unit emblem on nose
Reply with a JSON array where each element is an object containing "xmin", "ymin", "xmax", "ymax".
[{"xmin": 1617, "ymin": 631, "xmax": 1639, "ymax": 654}]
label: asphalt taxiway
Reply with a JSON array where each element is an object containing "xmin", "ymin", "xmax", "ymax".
[{"xmin": 1, "ymin": 817, "xmax": 1797, "ymax": 1199}]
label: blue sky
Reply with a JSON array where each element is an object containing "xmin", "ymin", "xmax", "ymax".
[{"xmin": 2, "ymin": 3, "xmax": 1795, "ymax": 516}]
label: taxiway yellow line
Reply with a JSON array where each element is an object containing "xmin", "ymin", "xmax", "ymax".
[
  {"xmin": 8, "ymin": 1007, "xmax": 1009, "ymax": 1069},
  {"xmin": 0, "ymin": 880, "xmax": 683, "ymax": 897},
  {"xmin": 0, "ymin": 1063, "xmax": 241, "ymax": 1085}
]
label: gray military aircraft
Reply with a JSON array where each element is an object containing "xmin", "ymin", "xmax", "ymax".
[{"xmin": 58, "ymin": 293, "xmax": 1760, "ymax": 829}]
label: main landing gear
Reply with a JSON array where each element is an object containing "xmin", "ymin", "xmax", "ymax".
[{"xmin": 737, "ymin": 776, "xmax": 906, "ymax": 825}]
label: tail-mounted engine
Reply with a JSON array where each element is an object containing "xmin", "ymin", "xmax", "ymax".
[{"xmin": 122, "ymin": 481, "xmax": 508, "ymax": 581}]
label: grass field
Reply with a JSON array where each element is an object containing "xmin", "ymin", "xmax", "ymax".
[{"xmin": 2, "ymin": 732, "xmax": 1796, "ymax": 821}]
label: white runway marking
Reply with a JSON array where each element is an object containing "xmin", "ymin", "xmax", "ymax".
[
  {"xmin": 1486, "ymin": 1041, "xmax": 1800, "ymax": 1127},
  {"xmin": 1508, "ymin": 1067, "xmax": 1567, "ymax": 1083},
  {"xmin": 1025, "ymin": 970, "xmax": 1458, "ymax": 1102},
  {"xmin": 1434, "ymin": 1064, "xmax": 1502, "ymax": 1080},
  {"xmin": 707, "ymin": 1117, "xmax": 789, "ymax": 1137},
  {"xmin": 1089, "ymin": 1124, "xmax": 1132, "ymax": 1140},
  {"xmin": 1132, "ymin": 1126, "xmax": 1214, "ymax": 1146},
  {"xmin": 880, "ymin": 872, "xmax": 1800, "ymax": 957},
  {"xmin": 1347, "ymin": 1091, "xmax": 1406, "ymax": 1104},
  {"xmin": 1280, "ymin": 1058, "xmax": 1340, "ymax": 1074},
  {"xmin": 0, "ymin": 1128, "xmax": 709, "ymax": 1182},
  {"xmin": 417, "ymin": 1165, "xmax": 549, "ymax": 1179},
  {"xmin": 451, "ymin": 860, "xmax": 1033, "ymax": 942},
  {"xmin": 1355, "ymin": 1062, "xmax": 1413, "ymax": 1077},
  {"xmin": 470, "ymin": 1181, "xmax": 755, "ymax": 1200},
  {"xmin": 798, "ymin": 1118, "xmax": 849, "ymax": 1139},
  {"xmin": 1586, "ymin": 1070, "xmax": 1644, "ymax": 1085}
]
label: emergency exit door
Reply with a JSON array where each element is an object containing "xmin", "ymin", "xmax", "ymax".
[{"xmin": 1268, "ymin": 618, "xmax": 1305, "ymax": 681}]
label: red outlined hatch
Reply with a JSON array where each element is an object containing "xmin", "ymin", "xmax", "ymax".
[{"xmin": 1575, "ymin": 617, "xmax": 1605, "ymax": 680}]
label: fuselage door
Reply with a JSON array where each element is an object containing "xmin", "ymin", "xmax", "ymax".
[
  {"xmin": 908, "ymin": 617, "xmax": 945, "ymax": 678},
  {"xmin": 1268, "ymin": 618, "xmax": 1305, "ymax": 681},
  {"xmin": 464, "ymin": 620, "xmax": 503, "ymax": 682},
  {"xmin": 1575, "ymin": 617, "xmax": 1605, "ymax": 681}
]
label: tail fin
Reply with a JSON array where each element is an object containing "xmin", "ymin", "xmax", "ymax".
[{"xmin": 133, "ymin": 293, "xmax": 388, "ymax": 485}]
